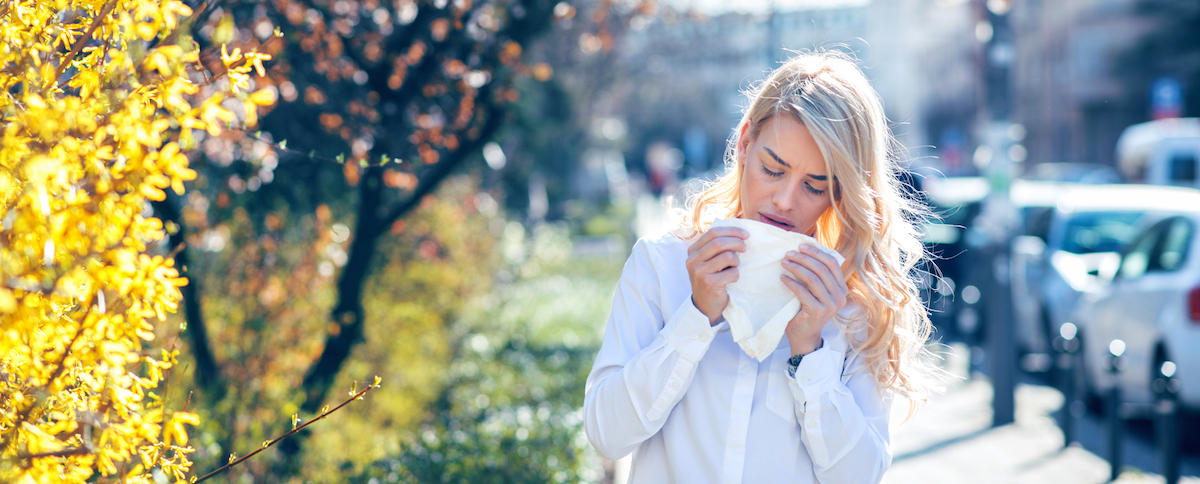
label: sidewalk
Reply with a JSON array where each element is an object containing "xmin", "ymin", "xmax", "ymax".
[{"xmin": 883, "ymin": 377, "xmax": 1200, "ymax": 484}]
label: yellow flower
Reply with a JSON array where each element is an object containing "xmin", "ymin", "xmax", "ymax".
[{"xmin": 0, "ymin": 0, "xmax": 270, "ymax": 480}]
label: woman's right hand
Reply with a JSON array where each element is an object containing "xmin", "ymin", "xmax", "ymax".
[{"xmin": 686, "ymin": 226, "xmax": 749, "ymax": 325}]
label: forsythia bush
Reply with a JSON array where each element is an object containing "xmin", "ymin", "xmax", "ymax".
[{"xmin": 0, "ymin": 0, "xmax": 272, "ymax": 481}]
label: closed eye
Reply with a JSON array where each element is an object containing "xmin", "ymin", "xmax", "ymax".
[
  {"xmin": 760, "ymin": 165, "xmax": 784, "ymax": 178},
  {"xmin": 805, "ymin": 182, "xmax": 826, "ymax": 196}
]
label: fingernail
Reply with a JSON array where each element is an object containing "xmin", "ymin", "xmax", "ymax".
[{"xmin": 786, "ymin": 251, "xmax": 798, "ymax": 258}]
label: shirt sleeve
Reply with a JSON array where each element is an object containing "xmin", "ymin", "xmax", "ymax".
[
  {"xmin": 787, "ymin": 318, "xmax": 894, "ymax": 484},
  {"xmin": 583, "ymin": 238, "xmax": 724, "ymax": 461}
]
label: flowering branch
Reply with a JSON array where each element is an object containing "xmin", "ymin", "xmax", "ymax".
[{"xmin": 54, "ymin": 0, "xmax": 118, "ymax": 83}]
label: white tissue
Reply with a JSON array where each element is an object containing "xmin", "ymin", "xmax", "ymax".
[{"xmin": 711, "ymin": 218, "xmax": 846, "ymax": 361}]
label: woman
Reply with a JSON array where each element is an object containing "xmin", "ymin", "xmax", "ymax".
[{"xmin": 583, "ymin": 50, "xmax": 937, "ymax": 483}]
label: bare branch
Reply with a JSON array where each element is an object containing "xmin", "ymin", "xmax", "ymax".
[{"xmin": 192, "ymin": 379, "xmax": 381, "ymax": 483}]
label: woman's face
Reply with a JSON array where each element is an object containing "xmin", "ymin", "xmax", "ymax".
[{"xmin": 737, "ymin": 115, "xmax": 833, "ymax": 237}]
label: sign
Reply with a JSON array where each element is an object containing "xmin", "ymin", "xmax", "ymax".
[{"xmin": 1152, "ymin": 77, "xmax": 1183, "ymax": 120}]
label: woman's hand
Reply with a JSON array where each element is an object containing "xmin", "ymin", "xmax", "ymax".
[
  {"xmin": 781, "ymin": 244, "xmax": 848, "ymax": 356},
  {"xmin": 686, "ymin": 226, "xmax": 749, "ymax": 325}
]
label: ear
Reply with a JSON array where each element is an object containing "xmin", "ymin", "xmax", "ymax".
[{"xmin": 736, "ymin": 121, "xmax": 752, "ymax": 165}]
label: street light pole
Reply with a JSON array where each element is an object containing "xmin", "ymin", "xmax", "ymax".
[{"xmin": 978, "ymin": 0, "xmax": 1017, "ymax": 428}]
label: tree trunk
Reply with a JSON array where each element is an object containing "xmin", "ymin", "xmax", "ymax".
[
  {"xmin": 152, "ymin": 196, "xmax": 224, "ymax": 398},
  {"xmin": 300, "ymin": 169, "xmax": 385, "ymax": 414}
]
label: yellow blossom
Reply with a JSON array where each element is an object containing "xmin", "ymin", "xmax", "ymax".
[{"xmin": 0, "ymin": 0, "xmax": 274, "ymax": 481}]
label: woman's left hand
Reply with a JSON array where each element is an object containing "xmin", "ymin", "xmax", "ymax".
[{"xmin": 780, "ymin": 244, "xmax": 848, "ymax": 357}]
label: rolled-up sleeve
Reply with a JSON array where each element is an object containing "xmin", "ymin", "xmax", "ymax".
[
  {"xmin": 583, "ymin": 238, "xmax": 722, "ymax": 460},
  {"xmin": 788, "ymin": 319, "xmax": 893, "ymax": 483}
]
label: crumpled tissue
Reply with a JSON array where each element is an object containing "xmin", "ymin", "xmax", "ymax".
[{"xmin": 711, "ymin": 218, "xmax": 846, "ymax": 361}]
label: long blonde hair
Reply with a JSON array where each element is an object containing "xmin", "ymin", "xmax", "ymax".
[{"xmin": 676, "ymin": 50, "xmax": 937, "ymax": 405}]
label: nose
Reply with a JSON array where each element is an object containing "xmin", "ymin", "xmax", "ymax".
[{"xmin": 772, "ymin": 179, "xmax": 801, "ymax": 212}]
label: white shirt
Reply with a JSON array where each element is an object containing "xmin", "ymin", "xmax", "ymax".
[{"xmin": 584, "ymin": 232, "xmax": 893, "ymax": 483}]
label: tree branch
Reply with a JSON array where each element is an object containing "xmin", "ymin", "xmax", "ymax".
[
  {"xmin": 55, "ymin": 0, "xmax": 118, "ymax": 84},
  {"xmin": 382, "ymin": 102, "xmax": 506, "ymax": 227},
  {"xmin": 194, "ymin": 378, "xmax": 380, "ymax": 483}
]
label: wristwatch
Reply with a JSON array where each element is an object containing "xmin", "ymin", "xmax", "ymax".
[{"xmin": 786, "ymin": 339, "xmax": 823, "ymax": 378}]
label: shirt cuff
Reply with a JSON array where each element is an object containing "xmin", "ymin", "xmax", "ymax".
[
  {"xmin": 661, "ymin": 296, "xmax": 721, "ymax": 363},
  {"xmin": 788, "ymin": 344, "xmax": 846, "ymax": 407}
]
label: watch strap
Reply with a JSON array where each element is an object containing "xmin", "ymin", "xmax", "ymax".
[{"xmin": 786, "ymin": 339, "xmax": 823, "ymax": 378}]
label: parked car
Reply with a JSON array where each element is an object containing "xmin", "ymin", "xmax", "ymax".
[
  {"xmin": 918, "ymin": 176, "xmax": 987, "ymax": 340},
  {"xmin": 1072, "ymin": 193, "xmax": 1200, "ymax": 413},
  {"xmin": 1024, "ymin": 162, "xmax": 1123, "ymax": 185},
  {"xmin": 1012, "ymin": 185, "xmax": 1200, "ymax": 357},
  {"xmin": 918, "ymin": 176, "xmax": 1072, "ymax": 342},
  {"xmin": 1117, "ymin": 117, "xmax": 1200, "ymax": 187}
]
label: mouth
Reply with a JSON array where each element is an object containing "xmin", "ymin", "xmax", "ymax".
[{"xmin": 758, "ymin": 212, "xmax": 794, "ymax": 231}]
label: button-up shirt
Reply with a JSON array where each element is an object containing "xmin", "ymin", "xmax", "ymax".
[{"xmin": 584, "ymin": 232, "xmax": 893, "ymax": 483}]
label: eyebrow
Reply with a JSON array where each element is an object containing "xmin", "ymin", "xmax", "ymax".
[{"xmin": 763, "ymin": 147, "xmax": 828, "ymax": 181}]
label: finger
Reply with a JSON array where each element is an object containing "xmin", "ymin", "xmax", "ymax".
[
  {"xmin": 787, "ymin": 250, "xmax": 845, "ymax": 305},
  {"xmin": 693, "ymin": 236, "xmax": 747, "ymax": 264},
  {"xmin": 781, "ymin": 273, "xmax": 822, "ymax": 312},
  {"xmin": 799, "ymin": 244, "xmax": 848, "ymax": 293},
  {"xmin": 694, "ymin": 251, "xmax": 740, "ymax": 277},
  {"xmin": 697, "ymin": 267, "xmax": 739, "ymax": 300},
  {"xmin": 782, "ymin": 262, "xmax": 838, "ymax": 317},
  {"xmin": 708, "ymin": 266, "xmax": 739, "ymax": 287},
  {"xmin": 688, "ymin": 226, "xmax": 749, "ymax": 256},
  {"xmin": 783, "ymin": 256, "xmax": 836, "ymax": 307}
]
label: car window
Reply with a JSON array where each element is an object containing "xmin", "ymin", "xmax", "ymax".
[
  {"xmin": 1169, "ymin": 153, "xmax": 1197, "ymax": 183},
  {"xmin": 1150, "ymin": 217, "xmax": 1193, "ymax": 272},
  {"xmin": 1118, "ymin": 221, "xmax": 1165, "ymax": 280},
  {"xmin": 1025, "ymin": 207, "xmax": 1053, "ymax": 241},
  {"xmin": 1060, "ymin": 211, "xmax": 1144, "ymax": 254}
]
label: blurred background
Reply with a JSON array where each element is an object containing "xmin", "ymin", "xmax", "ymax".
[{"xmin": 156, "ymin": 0, "xmax": 1200, "ymax": 481}]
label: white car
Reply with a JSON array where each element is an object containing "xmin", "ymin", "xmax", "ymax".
[
  {"xmin": 1011, "ymin": 185, "xmax": 1200, "ymax": 359},
  {"xmin": 1073, "ymin": 190, "xmax": 1200, "ymax": 412}
]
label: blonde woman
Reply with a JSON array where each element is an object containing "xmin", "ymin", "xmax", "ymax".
[{"xmin": 583, "ymin": 50, "xmax": 936, "ymax": 483}]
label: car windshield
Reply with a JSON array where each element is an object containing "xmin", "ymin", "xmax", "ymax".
[{"xmin": 1060, "ymin": 211, "xmax": 1145, "ymax": 254}]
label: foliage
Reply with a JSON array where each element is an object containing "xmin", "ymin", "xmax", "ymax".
[
  {"xmin": 169, "ymin": 177, "xmax": 505, "ymax": 480},
  {"xmin": 351, "ymin": 223, "xmax": 624, "ymax": 484},
  {"xmin": 155, "ymin": 0, "xmax": 636, "ymax": 476},
  {"xmin": 0, "ymin": 0, "xmax": 273, "ymax": 481}
]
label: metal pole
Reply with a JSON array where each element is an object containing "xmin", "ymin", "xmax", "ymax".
[
  {"xmin": 1154, "ymin": 359, "xmax": 1180, "ymax": 484},
  {"xmin": 1054, "ymin": 322, "xmax": 1080, "ymax": 446},
  {"xmin": 977, "ymin": 0, "xmax": 1017, "ymax": 428},
  {"xmin": 986, "ymin": 243, "xmax": 1015, "ymax": 426},
  {"xmin": 1107, "ymin": 340, "xmax": 1125, "ymax": 482}
]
